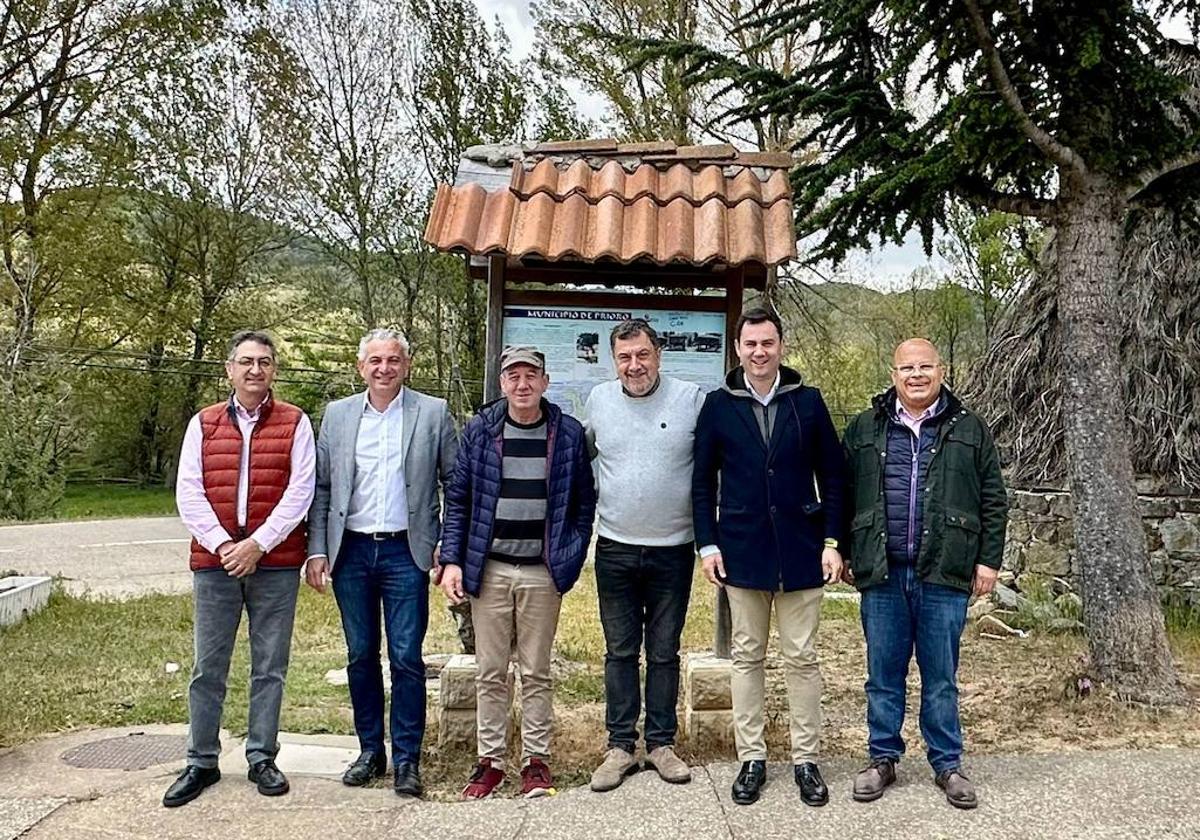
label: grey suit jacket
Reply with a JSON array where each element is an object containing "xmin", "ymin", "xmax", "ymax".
[{"xmin": 308, "ymin": 387, "xmax": 458, "ymax": 571}]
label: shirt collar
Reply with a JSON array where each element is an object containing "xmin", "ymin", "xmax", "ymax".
[
  {"xmin": 232, "ymin": 393, "xmax": 270, "ymax": 421},
  {"xmin": 896, "ymin": 394, "xmax": 941, "ymax": 422},
  {"xmin": 745, "ymin": 370, "xmax": 781, "ymax": 405},
  {"xmin": 363, "ymin": 387, "xmax": 405, "ymax": 415}
]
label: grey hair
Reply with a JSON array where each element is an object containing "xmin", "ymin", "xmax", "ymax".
[
  {"xmin": 357, "ymin": 328, "xmax": 411, "ymax": 361},
  {"xmin": 227, "ymin": 329, "xmax": 277, "ymax": 360}
]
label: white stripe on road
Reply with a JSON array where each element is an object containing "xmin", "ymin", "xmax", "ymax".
[
  {"xmin": 0, "ymin": 548, "xmax": 14, "ymax": 554},
  {"xmin": 77, "ymin": 538, "xmax": 191, "ymax": 548}
]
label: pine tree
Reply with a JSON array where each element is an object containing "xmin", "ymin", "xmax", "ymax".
[{"xmin": 650, "ymin": 1, "xmax": 1200, "ymax": 702}]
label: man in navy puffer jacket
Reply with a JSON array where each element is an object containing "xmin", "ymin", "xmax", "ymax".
[{"xmin": 439, "ymin": 345, "xmax": 596, "ymax": 800}]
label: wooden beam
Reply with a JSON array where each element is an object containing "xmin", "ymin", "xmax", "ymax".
[
  {"xmin": 484, "ymin": 256, "xmax": 506, "ymax": 403},
  {"xmin": 724, "ymin": 266, "xmax": 746, "ymax": 372}
]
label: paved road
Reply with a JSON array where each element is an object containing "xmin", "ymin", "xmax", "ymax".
[
  {"xmin": 0, "ymin": 517, "xmax": 191, "ymax": 598},
  {"xmin": 1, "ymin": 726, "xmax": 1197, "ymax": 840}
]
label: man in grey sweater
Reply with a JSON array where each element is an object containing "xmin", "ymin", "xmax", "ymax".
[{"xmin": 581, "ymin": 319, "xmax": 707, "ymax": 792}]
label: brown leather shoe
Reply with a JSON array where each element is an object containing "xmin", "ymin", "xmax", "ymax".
[
  {"xmin": 852, "ymin": 757, "xmax": 896, "ymax": 802},
  {"xmin": 935, "ymin": 769, "xmax": 978, "ymax": 809}
]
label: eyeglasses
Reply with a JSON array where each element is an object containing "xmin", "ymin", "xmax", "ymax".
[
  {"xmin": 233, "ymin": 356, "xmax": 275, "ymax": 370},
  {"xmin": 894, "ymin": 363, "xmax": 939, "ymax": 378}
]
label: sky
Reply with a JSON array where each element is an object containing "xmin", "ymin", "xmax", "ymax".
[{"xmin": 469, "ymin": 0, "xmax": 1196, "ymax": 288}]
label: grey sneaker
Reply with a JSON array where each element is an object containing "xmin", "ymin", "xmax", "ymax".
[
  {"xmin": 645, "ymin": 745, "xmax": 691, "ymax": 784},
  {"xmin": 590, "ymin": 747, "xmax": 639, "ymax": 792}
]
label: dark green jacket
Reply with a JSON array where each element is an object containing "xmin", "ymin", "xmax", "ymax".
[{"xmin": 842, "ymin": 387, "xmax": 1008, "ymax": 593}]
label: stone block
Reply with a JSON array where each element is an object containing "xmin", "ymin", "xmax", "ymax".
[
  {"xmin": 1016, "ymin": 492, "xmax": 1049, "ymax": 515},
  {"xmin": 1031, "ymin": 521, "xmax": 1059, "ymax": 542},
  {"xmin": 1047, "ymin": 493, "xmax": 1074, "ymax": 519},
  {"xmin": 684, "ymin": 709, "xmax": 734, "ymax": 746},
  {"xmin": 1138, "ymin": 496, "xmax": 1177, "ymax": 518},
  {"xmin": 685, "ymin": 653, "xmax": 732, "ymax": 711},
  {"xmin": 437, "ymin": 707, "xmax": 477, "ymax": 750},
  {"xmin": 1178, "ymin": 498, "xmax": 1200, "ymax": 514},
  {"xmin": 1023, "ymin": 543, "xmax": 1071, "ymax": 577},
  {"xmin": 1007, "ymin": 518, "xmax": 1031, "ymax": 544},
  {"xmin": 1002, "ymin": 541, "xmax": 1024, "ymax": 573},
  {"xmin": 440, "ymin": 654, "xmax": 479, "ymax": 709},
  {"xmin": 1159, "ymin": 518, "xmax": 1200, "ymax": 554},
  {"xmin": 1150, "ymin": 550, "xmax": 1169, "ymax": 584},
  {"xmin": 1055, "ymin": 521, "xmax": 1077, "ymax": 549}
]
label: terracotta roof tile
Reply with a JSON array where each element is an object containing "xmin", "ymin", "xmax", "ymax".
[{"xmin": 425, "ymin": 142, "xmax": 797, "ymax": 267}]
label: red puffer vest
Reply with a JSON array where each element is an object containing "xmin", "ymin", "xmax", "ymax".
[{"xmin": 188, "ymin": 395, "xmax": 308, "ymax": 571}]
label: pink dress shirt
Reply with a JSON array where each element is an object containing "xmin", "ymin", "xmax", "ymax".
[{"xmin": 176, "ymin": 396, "xmax": 316, "ymax": 554}]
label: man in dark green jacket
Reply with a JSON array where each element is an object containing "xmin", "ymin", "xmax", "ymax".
[{"xmin": 843, "ymin": 339, "xmax": 1007, "ymax": 811}]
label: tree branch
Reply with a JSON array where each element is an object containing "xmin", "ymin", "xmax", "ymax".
[
  {"xmin": 1126, "ymin": 150, "xmax": 1200, "ymax": 202},
  {"xmin": 960, "ymin": 0, "xmax": 1088, "ymax": 175},
  {"xmin": 952, "ymin": 180, "xmax": 1055, "ymax": 219}
]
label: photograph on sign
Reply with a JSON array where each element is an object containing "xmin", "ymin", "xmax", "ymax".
[{"xmin": 502, "ymin": 305, "xmax": 726, "ymax": 416}]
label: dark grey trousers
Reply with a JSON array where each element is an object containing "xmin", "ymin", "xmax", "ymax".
[{"xmin": 186, "ymin": 568, "xmax": 300, "ymax": 768}]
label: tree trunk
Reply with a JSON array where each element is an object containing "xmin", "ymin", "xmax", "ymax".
[{"xmin": 1054, "ymin": 174, "xmax": 1182, "ymax": 703}]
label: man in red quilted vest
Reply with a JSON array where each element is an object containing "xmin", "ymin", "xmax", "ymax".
[{"xmin": 163, "ymin": 330, "xmax": 316, "ymax": 808}]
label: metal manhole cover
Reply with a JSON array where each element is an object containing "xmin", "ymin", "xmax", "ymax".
[{"xmin": 61, "ymin": 734, "xmax": 187, "ymax": 770}]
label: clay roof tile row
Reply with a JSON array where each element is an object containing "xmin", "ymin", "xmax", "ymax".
[{"xmin": 425, "ymin": 142, "xmax": 798, "ymax": 267}]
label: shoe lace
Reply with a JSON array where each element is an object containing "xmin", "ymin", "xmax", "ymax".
[
  {"xmin": 523, "ymin": 760, "xmax": 550, "ymax": 784},
  {"xmin": 469, "ymin": 760, "xmax": 493, "ymax": 783}
]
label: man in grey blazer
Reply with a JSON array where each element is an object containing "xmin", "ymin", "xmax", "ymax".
[{"xmin": 305, "ymin": 328, "xmax": 457, "ymax": 797}]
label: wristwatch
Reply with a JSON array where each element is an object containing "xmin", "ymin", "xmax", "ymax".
[{"xmin": 823, "ymin": 538, "xmax": 839, "ymax": 549}]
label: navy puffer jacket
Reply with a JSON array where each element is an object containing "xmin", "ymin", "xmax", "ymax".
[
  {"xmin": 441, "ymin": 398, "xmax": 596, "ymax": 597},
  {"xmin": 883, "ymin": 399, "xmax": 945, "ymax": 563}
]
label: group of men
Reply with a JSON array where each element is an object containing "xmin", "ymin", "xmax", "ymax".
[{"xmin": 166, "ymin": 308, "xmax": 1006, "ymax": 812}]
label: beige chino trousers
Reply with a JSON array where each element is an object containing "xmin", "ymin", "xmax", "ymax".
[
  {"xmin": 470, "ymin": 561, "xmax": 562, "ymax": 765},
  {"xmin": 726, "ymin": 585, "xmax": 824, "ymax": 763}
]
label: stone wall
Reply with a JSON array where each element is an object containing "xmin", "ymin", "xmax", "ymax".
[{"xmin": 1004, "ymin": 482, "xmax": 1200, "ymax": 605}]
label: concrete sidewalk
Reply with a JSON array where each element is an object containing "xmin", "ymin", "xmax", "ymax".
[{"xmin": 2, "ymin": 725, "xmax": 1197, "ymax": 840}]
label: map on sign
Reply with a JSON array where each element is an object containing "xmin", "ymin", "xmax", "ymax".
[{"xmin": 502, "ymin": 305, "xmax": 727, "ymax": 416}]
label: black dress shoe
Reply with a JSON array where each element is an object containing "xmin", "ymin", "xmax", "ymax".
[
  {"xmin": 163, "ymin": 765, "xmax": 221, "ymax": 808},
  {"xmin": 731, "ymin": 760, "xmax": 767, "ymax": 805},
  {"xmin": 248, "ymin": 759, "xmax": 290, "ymax": 796},
  {"xmin": 394, "ymin": 761, "xmax": 422, "ymax": 797},
  {"xmin": 794, "ymin": 762, "xmax": 829, "ymax": 806},
  {"xmin": 342, "ymin": 751, "xmax": 388, "ymax": 787}
]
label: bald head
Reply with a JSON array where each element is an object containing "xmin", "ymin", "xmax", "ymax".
[
  {"xmin": 893, "ymin": 338, "xmax": 941, "ymax": 367},
  {"xmin": 891, "ymin": 338, "xmax": 944, "ymax": 413}
]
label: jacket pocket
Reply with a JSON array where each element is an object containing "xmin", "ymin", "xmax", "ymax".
[
  {"xmin": 943, "ymin": 507, "xmax": 981, "ymax": 578},
  {"xmin": 849, "ymin": 508, "xmax": 879, "ymax": 576}
]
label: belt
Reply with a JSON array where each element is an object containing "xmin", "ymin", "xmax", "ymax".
[{"xmin": 348, "ymin": 529, "xmax": 407, "ymax": 542}]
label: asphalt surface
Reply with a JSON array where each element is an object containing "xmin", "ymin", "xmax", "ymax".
[
  {"xmin": 1, "ymin": 725, "xmax": 1197, "ymax": 840},
  {"xmin": 0, "ymin": 517, "xmax": 191, "ymax": 598}
]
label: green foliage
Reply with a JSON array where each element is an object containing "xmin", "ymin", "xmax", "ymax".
[
  {"xmin": 0, "ymin": 369, "xmax": 71, "ymax": 521},
  {"xmin": 57, "ymin": 483, "xmax": 176, "ymax": 520}
]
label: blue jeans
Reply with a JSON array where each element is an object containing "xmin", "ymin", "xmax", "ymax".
[
  {"xmin": 860, "ymin": 563, "xmax": 969, "ymax": 774},
  {"xmin": 333, "ymin": 531, "xmax": 429, "ymax": 766},
  {"xmin": 595, "ymin": 537, "xmax": 694, "ymax": 752}
]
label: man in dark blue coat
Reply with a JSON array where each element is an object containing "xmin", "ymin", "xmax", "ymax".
[
  {"xmin": 693, "ymin": 307, "xmax": 847, "ymax": 807},
  {"xmin": 439, "ymin": 345, "xmax": 596, "ymax": 800}
]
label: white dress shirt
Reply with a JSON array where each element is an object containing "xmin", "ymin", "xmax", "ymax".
[{"xmin": 345, "ymin": 389, "xmax": 409, "ymax": 533}]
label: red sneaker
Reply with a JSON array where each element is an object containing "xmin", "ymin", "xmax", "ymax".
[
  {"xmin": 519, "ymin": 758, "xmax": 554, "ymax": 798},
  {"xmin": 462, "ymin": 759, "xmax": 504, "ymax": 799}
]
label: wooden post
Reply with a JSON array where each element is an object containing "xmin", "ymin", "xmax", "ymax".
[
  {"xmin": 714, "ymin": 266, "xmax": 746, "ymax": 660},
  {"xmin": 483, "ymin": 256, "xmax": 506, "ymax": 403}
]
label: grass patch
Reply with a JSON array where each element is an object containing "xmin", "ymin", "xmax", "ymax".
[
  {"xmin": 56, "ymin": 483, "xmax": 177, "ymax": 520},
  {"xmin": 3, "ymin": 569, "xmax": 1198, "ymax": 798}
]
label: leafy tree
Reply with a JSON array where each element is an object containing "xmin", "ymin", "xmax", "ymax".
[
  {"xmin": 660, "ymin": 0, "xmax": 1200, "ymax": 701},
  {"xmin": 939, "ymin": 202, "xmax": 1039, "ymax": 347}
]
